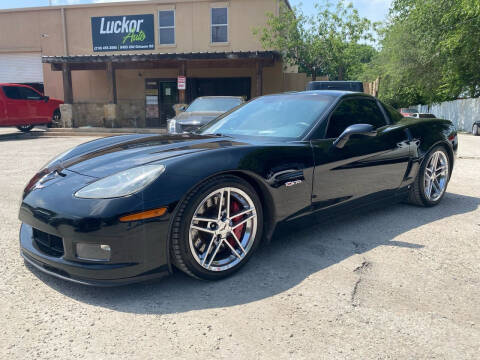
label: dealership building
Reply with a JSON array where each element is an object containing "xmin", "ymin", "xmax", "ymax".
[{"xmin": 0, "ymin": 0, "xmax": 308, "ymax": 128}]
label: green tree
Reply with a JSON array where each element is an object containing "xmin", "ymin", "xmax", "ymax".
[
  {"xmin": 254, "ymin": 1, "xmax": 377, "ymax": 81},
  {"xmin": 367, "ymin": 0, "xmax": 480, "ymax": 107}
]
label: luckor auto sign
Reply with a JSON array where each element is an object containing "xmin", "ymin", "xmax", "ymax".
[{"xmin": 91, "ymin": 14, "xmax": 155, "ymax": 52}]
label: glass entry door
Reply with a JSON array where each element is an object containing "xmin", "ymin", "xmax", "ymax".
[
  {"xmin": 145, "ymin": 79, "xmax": 178, "ymax": 127},
  {"xmin": 158, "ymin": 81, "xmax": 178, "ymax": 123}
]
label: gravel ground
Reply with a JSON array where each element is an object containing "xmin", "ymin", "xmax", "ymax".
[{"xmin": 0, "ymin": 129, "xmax": 479, "ymax": 359}]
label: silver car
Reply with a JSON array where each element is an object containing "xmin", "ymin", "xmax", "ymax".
[{"xmin": 168, "ymin": 96, "xmax": 244, "ymax": 134}]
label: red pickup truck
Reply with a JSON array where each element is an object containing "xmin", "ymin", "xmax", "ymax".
[{"xmin": 0, "ymin": 83, "xmax": 63, "ymax": 132}]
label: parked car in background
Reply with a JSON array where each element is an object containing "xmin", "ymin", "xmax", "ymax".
[
  {"xmin": 473, "ymin": 121, "xmax": 480, "ymax": 136},
  {"xmin": 411, "ymin": 113, "xmax": 437, "ymax": 119},
  {"xmin": 0, "ymin": 84, "xmax": 63, "ymax": 132},
  {"xmin": 399, "ymin": 108, "xmax": 418, "ymax": 117},
  {"xmin": 306, "ymin": 81, "xmax": 364, "ymax": 92},
  {"xmin": 168, "ymin": 96, "xmax": 244, "ymax": 134}
]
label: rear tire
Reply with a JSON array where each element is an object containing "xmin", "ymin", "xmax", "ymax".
[
  {"xmin": 171, "ymin": 175, "xmax": 263, "ymax": 280},
  {"xmin": 473, "ymin": 124, "xmax": 479, "ymax": 136},
  {"xmin": 17, "ymin": 125, "xmax": 33, "ymax": 133},
  {"xmin": 51, "ymin": 109, "xmax": 61, "ymax": 128},
  {"xmin": 408, "ymin": 146, "xmax": 450, "ymax": 207}
]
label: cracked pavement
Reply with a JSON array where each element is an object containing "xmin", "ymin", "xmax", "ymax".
[{"xmin": 0, "ymin": 129, "xmax": 479, "ymax": 359}]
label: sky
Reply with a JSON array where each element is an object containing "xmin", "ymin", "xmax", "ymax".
[
  {"xmin": 289, "ymin": 0, "xmax": 393, "ymax": 23},
  {"xmin": 0, "ymin": 0, "xmax": 393, "ymax": 23}
]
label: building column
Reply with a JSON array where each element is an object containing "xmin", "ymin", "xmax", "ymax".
[
  {"xmin": 62, "ymin": 63, "xmax": 73, "ymax": 104},
  {"xmin": 178, "ymin": 61, "xmax": 186, "ymax": 104},
  {"xmin": 256, "ymin": 61, "xmax": 263, "ymax": 98},
  {"xmin": 106, "ymin": 62, "xmax": 117, "ymax": 104},
  {"xmin": 104, "ymin": 62, "xmax": 118, "ymax": 127}
]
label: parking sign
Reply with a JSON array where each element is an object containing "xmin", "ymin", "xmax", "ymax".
[{"xmin": 178, "ymin": 76, "xmax": 186, "ymax": 90}]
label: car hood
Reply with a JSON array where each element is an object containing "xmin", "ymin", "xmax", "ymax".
[
  {"xmin": 174, "ymin": 111, "xmax": 223, "ymax": 125},
  {"xmin": 53, "ymin": 134, "xmax": 247, "ymax": 178}
]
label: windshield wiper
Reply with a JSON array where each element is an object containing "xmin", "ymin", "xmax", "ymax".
[
  {"xmin": 202, "ymin": 133, "xmax": 232, "ymax": 138},
  {"xmin": 214, "ymin": 133, "xmax": 234, "ymax": 138}
]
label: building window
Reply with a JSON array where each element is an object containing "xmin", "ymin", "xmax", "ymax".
[
  {"xmin": 211, "ymin": 7, "xmax": 228, "ymax": 43},
  {"xmin": 159, "ymin": 10, "xmax": 175, "ymax": 45}
]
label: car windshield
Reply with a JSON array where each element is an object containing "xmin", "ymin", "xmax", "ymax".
[
  {"xmin": 187, "ymin": 98, "xmax": 242, "ymax": 112},
  {"xmin": 199, "ymin": 93, "xmax": 334, "ymax": 139}
]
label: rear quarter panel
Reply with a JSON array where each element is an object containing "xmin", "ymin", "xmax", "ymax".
[
  {"xmin": 404, "ymin": 117, "xmax": 456, "ymax": 156},
  {"xmin": 400, "ymin": 117, "xmax": 457, "ymax": 180}
]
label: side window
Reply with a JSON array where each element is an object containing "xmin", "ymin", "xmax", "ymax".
[
  {"xmin": 326, "ymin": 98, "xmax": 387, "ymax": 138},
  {"xmin": 380, "ymin": 101, "xmax": 403, "ymax": 123},
  {"xmin": 211, "ymin": 7, "xmax": 228, "ymax": 43},
  {"xmin": 361, "ymin": 100, "xmax": 388, "ymax": 128},
  {"xmin": 159, "ymin": 10, "xmax": 175, "ymax": 45},
  {"xmin": 3, "ymin": 86, "xmax": 22, "ymax": 100},
  {"xmin": 19, "ymin": 87, "xmax": 43, "ymax": 100}
]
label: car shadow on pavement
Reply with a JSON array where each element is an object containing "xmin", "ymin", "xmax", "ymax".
[
  {"xmin": 27, "ymin": 192, "xmax": 479, "ymax": 314},
  {"xmin": 0, "ymin": 130, "xmax": 46, "ymax": 142}
]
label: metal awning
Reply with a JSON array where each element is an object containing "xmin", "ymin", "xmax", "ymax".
[{"xmin": 43, "ymin": 51, "xmax": 280, "ymax": 64}]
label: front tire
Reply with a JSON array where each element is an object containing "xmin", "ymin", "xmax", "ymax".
[
  {"xmin": 17, "ymin": 125, "xmax": 33, "ymax": 133},
  {"xmin": 473, "ymin": 124, "xmax": 479, "ymax": 136},
  {"xmin": 408, "ymin": 146, "xmax": 450, "ymax": 207},
  {"xmin": 171, "ymin": 175, "xmax": 263, "ymax": 280}
]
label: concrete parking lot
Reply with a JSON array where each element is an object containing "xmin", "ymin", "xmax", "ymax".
[{"xmin": 0, "ymin": 130, "xmax": 479, "ymax": 359}]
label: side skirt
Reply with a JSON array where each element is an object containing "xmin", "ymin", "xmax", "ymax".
[{"xmin": 277, "ymin": 187, "xmax": 410, "ymax": 232}]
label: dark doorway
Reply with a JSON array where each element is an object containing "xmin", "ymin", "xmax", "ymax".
[
  {"xmin": 145, "ymin": 79, "xmax": 178, "ymax": 127},
  {"xmin": 187, "ymin": 77, "xmax": 251, "ymax": 103}
]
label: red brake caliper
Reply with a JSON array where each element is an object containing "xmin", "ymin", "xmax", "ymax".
[{"xmin": 228, "ymin": 200, "xmax": 245, "ymax": 248}]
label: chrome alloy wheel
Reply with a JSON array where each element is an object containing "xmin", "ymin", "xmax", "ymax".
[
  {"xmin": 424, "ymin": 151, "xmax": 449, "ymax": 201},
  {"xmin": 189, "ymin": 187, "xmax": 258, "ymax": 272}
]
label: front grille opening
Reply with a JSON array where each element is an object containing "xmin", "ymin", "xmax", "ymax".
[{"xmin": 33, "ymin": 228, "xmax": 64, "ymax": 257}]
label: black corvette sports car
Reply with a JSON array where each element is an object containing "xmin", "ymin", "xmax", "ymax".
[{"xmin": 19, "ymin": 91, "xmax": 458, "ymax": 286}]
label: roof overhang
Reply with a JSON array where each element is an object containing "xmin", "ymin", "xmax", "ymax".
[{"xmin": 43, "ymin": 51, "xmax": 281, "ymax": 71}]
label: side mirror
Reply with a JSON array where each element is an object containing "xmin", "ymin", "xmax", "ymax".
[
  {"xmin": 43, "ymin": 96, "xmax": 50, "ymax": 103},
  {"xmin": 333, "ymin": 123, "xmax": 377, "ymax": 149}
]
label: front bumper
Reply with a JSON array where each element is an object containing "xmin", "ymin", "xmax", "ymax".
[
  {"xmin": 20, "ymin": 223, "xmax": 169, "ymax": 286},
  {"xmin": 19, "ymin": 169, "xmax": 173, "ymax": 286}
]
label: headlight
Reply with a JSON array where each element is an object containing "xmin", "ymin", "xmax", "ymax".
[
  {"xmin": 168, "ymin": 119, "xmax": 177, "ymax": 134},
  {"xmin": 74, "ymin": 164, "xmax": 166, "ymax": 199}
]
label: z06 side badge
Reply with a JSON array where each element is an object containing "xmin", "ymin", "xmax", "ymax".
[{"xmin": 285, "ymin": 180, "xmax": 303, "ymax": 187}]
